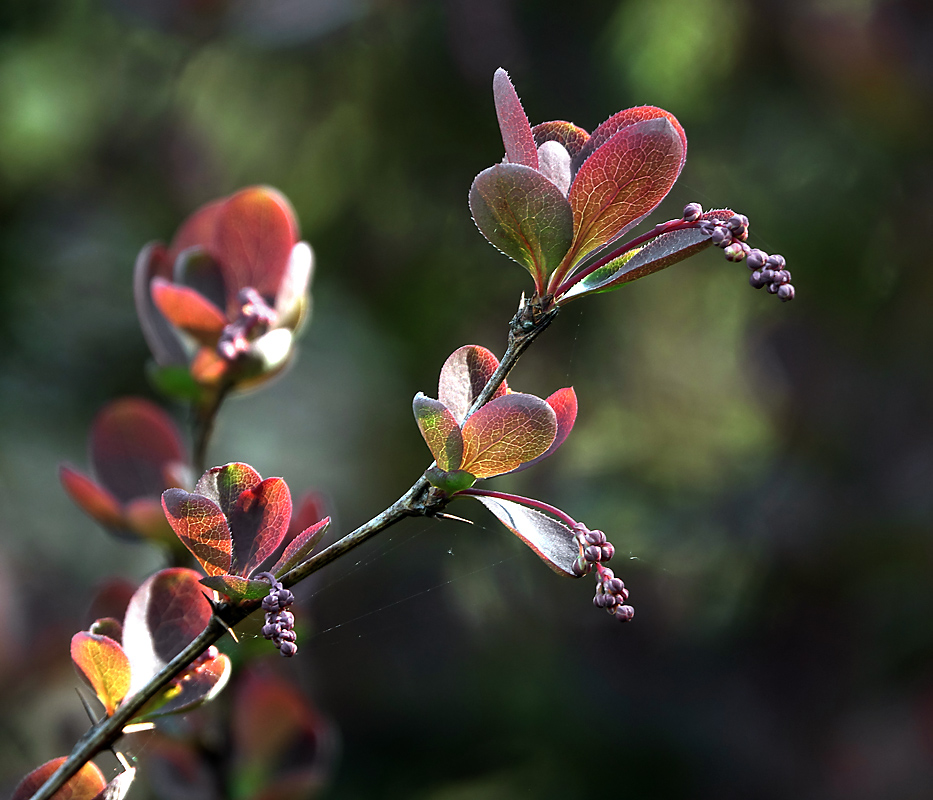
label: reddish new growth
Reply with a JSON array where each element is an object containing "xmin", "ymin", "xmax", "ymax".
[{"xmin": 571, "ymin": 524, "xmax": 634, "ymax": 622}]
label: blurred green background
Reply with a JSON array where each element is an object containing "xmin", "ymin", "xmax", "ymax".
[{"xmin": 3, "ymin": 0, "xmax": 933, "ymax": 797}]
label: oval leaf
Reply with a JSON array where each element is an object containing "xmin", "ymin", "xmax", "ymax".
[
  {"xmin": 71, "ymin": 632, "xmax": 131, "ymax": 716},
  {"xmin": 59, "ymin": 465, "xmax": 124, "ymax": 531},
  {"xmin": 227, "ymin": 477, "xmax": 292, "ymax": 578},
  {"xmin": 573, "ymin": 105, "xmax": 686, "ymax": 174},
  {"xmin": 510, "ymin": 386, "xmax": 577, "ymax": 472},
  {"xmin": 123, "ymin": 568, "xmax": 215, "ymax": 695},
  {"xmin": 493, "ymin": 68, "xmax": 538, "ymax": 169},
  {"xmin": 134, "ymin": 242, "xmax": 187, "ymax": 367},
  {"xmin": 532, "ymin": 120, "xmax": 590, "ymax": 159},
  {"xmin": 413, "ymin": 393, "xmax": 464, "ymax": 471},
  {"xmin": 139, "ymin": 650, "xmax": 231, "ymax": 720},
  {"xmin": 195, "ymin": 462, "xmax": 263, "ymax": 519},
  {"xmin": 470, "ymin": 163, "xmax": 574, "ymax": 289},
  {"xmin": 161, "ymin": 489, "xmax": 233, "ymax": 576},
  {"xmin": 150, "ymin": 278, "xmax": 227, "ymax": 346},
  {"xmin": 471, "ymin": 495, "xmax": 580, "ymax": 576},
  {"xmin": 211, "ymin": 186, "xmax": 298, "ymax": 308},
  {"xmin": 89, "ymin": 398, "xmax": 187, "ymax": 505},
  {"xmin": 459, "ymin": 393, "xmax": 557, "ymax": 479},
  {"xmin": 567, "ymin": 117, "xmax": 685, "ymax": 266},
  {"xmin": 273, "ymin": 516, "xmax": 331, "ymax": 578},
  {"xmin": 12, "ymin": 758, "xmax": 106, "ymax": 800},
  {"xmin": 437, "ymin": 345, "xmax": 507, "ymax": 423}
]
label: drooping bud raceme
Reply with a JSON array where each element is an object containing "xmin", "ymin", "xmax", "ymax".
[
  {"xmin": 571, "ymin": 523, "xmax": 634, "ymax": 622},
  {"xmin": 469, "ymin": 69, "xmax": 795, "ymax": 307},
  {"xmin": 134, "ymin": 186, "xmax": 314, "ymax": 392},
  {"xmin": 257, "ymin": 572, "xmax": 298, "ymax": 657}
]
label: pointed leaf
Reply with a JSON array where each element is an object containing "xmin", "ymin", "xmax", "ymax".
[
  {"xmin": 138, "ymin": 650, "xmax": 231, "ymax": 720},
  {"xmin": 413, "ymin": 393, "xmax": 464, "ymax": 471},
  {"xmin": 195, "ymin": 462, "xmax": 263, "ymax": 519},
  {"xmin": 89, "ymin": 398, "xmax": 187, "ymax": 504},
  {"xmin": 470, "ymin": 163, "xmax": 574, "ymax": 287},
  {"xmin": 123, "ymin": 568, "xmax": 215, "ymax": 694},
  {"xmin": 161, "ymin": 489, "xmax": 233, "ymax": 576},
  {"xmin": 211, "ymin": 186, "xmax": 298, "ymax": 307},
  {"xmin": 567, "ymin": 117, "xmax": 685, "ymax": 265},
  {"xmin": 60, "ymin": 465, "xmax": 124, "ymax": 531},
  {"xmin": 532, "ymin": 120, "xmax": 590, "ymax": 159},
  {"xmin": 272, "ymin": 516, "xmax": 331, "ymax": 577},
  {"xmin": 471, "ymin": 495, "xmax": 580, "ymax": 576},
  {"xmin": 71, "ymin": 632, "xmax": 131, "ymax": 716},
  {"xmin": 200, "ymin": 574, "xmax": 273, "ymax": 601},
  {"xmin": 134, "ymin": 241, "xmax": 187, "ymax": 367},
  {"xmin": 227, "ymin": 476, "xmax": 292, "ymax": 577},
  {"xmin": 94, "ymin": 768, "xmax": 136, "ymax": 800},
  {"xmin": 151, "ymin": 277, "xmax": 227, "ymax": 346},
  {"xmin": 173, "ymin": 247, "xmax": 228, "ymax": 312},
  {"xmin": 460, "ymin": 393, "xmax": 557, "ymax": 479},
  {"xmin": 510, "ymin": 386, "xmax": 578, "ymax": 472},
  {"xmin": 573, "ymin": 106, "xmax": 686, "ymax": 174},
  {"xmin": 492, "ymin": 68, "xmax": 538, "ymax": 169},
  {"xmin": 12, "ymin": 758, "xmax": 106, "ymax": 800},
  {"xmin": 437, "ymin": 345, "xmax": 507, "ymax": 423}
]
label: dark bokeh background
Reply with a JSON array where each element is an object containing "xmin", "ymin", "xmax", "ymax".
[{"xmin": 3, "ymin": 0, "xmax": 933, "ymax": 797}]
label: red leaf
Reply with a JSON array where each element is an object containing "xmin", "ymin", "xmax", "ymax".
[
  {"xmin": 59, "ymin": 465, "xmax": 124, "ymax": 530},
  {"xmin": 161, "ymin": 489, "xmax": 233, "ymax": 576},
  {"xmin": 88, "ymin": 398, "xmax": 187, "ymax": 505},
  {"xmin": 532, "ymin": 120, "xmax": 590, "ymax": 159},
  {"xmin": 168, "ymin": 197, "xmax": 225, "ymax": 262},
  {"xmin": 573, "ymin": 105, "xmax": 686, "ymax": 173},
  {"xmin": 413, "ymin": 393, "xmax": 464, "ymax": 471},
  {"xmin": 471, "ymin": 495, "xmax": 580, "ymax": 577},
  {"xmin": 150, "ymin": 277, "xmax": 227, "ymax": 345},
  {"xmin": 510, "ymin": 386, "xmax": 577, "ymax": 472},
  {"xmin": 469, "ymin": 163, "xmax": 574, "ymax": 290},
  {"xmin": 139, "ymin": 650, "xmax": 231, "ymax": 720},
  {"xmin": 272, "ymin": 516, "xmax": 331, "ymax": 577},
  {"xmin": 195, "ymin": 462, "xmax": 263, "ymax": 520},
  {"xmin": 567, "ymin": 117, "xmax": 685, "ymax": 265},
  {"xmin": 71, "ymin": 632, "xmax": 131, "ymax": 716},
  {"xmin": 122, "ymin": 568, "xmax": 214, "ymax": 694},
  {"xmin": 437, "ymin": 345, "xmax": 507, "ymax": 423},
  {"xmin": 11, "ymin": 758, "xmax": 106, "ymax": 800},
  {"xmin": 459, "ymin": 393, "xmax": 557, "ymax": 479},
  {"xmin": 211, "ymin": 186, "xmax": 298, "ymax": 308},
  {"xmin": 227, "ymin": 477, "xmax": 292, "ymax": 578},
  {"xmin": 493, "ymin": 68, "xmax": 538, "ymax": 169}
]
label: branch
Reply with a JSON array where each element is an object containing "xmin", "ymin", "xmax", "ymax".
[{"xmin": 29, "ymin": 300, "xmax": 558, "ymax": 800}]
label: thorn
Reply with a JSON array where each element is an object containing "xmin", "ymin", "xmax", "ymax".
[
  {"xmin": 435, "ymin": 512, "xmax": 474, "ymax": 525},
  {"xmin": 114, "ymin": 751, "xmax": 133, "ymax": 771},
  {"xmin": 122, "ymin": 722, "xmax": 156, "ymax": 735},
  {"xmin": 75, "ymin": 688, "xmax": 100, "ymax": 724}
]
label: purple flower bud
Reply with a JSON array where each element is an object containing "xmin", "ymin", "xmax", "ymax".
[
  {"xmin": 572, "ymin": 557, "xmax": 588, "ymax": 577},
  {"xmin": 749, "ymin": 271, "xmax": 765, "ymax": 289},
  {"xmin": 727, "ymin": 214, "xmax": 749, "ymax": 232},
  {"xmin": 600, "ymin": 542, "xmax": 615, "ymax": 561},
  {"xmin": 614, "ymin": 605, "xmax": 635, "ymax": 622},
  {"xmin": 261, "ymin": 595, "xmax": 280, "ymax": 612},
  {"xmin": 711, "ymin": 226, "xmax": 731, "ymax": 246},
  {"xmin": 724, "ymin": 243, "xmax": 746, "ymax": 262},
  {"xmin": 279, "ymin": 641, "xmax": 298, "ymax": 657},
  {"xmin": 584, "ymin": 530, "xmax": 606, "ymax": 546},
  {"xmin": 584, "ymin": 545, "xmax": 601, "ymax": 563},
  {"xmin": 760, "ymin": 268, "xmax": 774, "ymax": 283},
  {"xmin": 767, "ymin": 283, "xmax": 780, "ymax": 294},
  {"xmin": 607, "ymin": 577, "xmax": 625, "ymax": 594},
  {"xmin": 276, "ymin": 610, "xmax": 295, "ymax": 629},
  {"xmin": 747, "ymin": 252, "xmax": 768, "ymax": 275},
  {"xmin": 765, "ymin": 254, "xmax": 786, "ymax": 270},
  {"xmin": 277, "ymin": 588, "xmax": 294, "ymax": 606},
  {"xmin": 771, "ymin": 270, "xmax": 789, "ymax": 286},
  {"xmin": 778, "ymin": 283, "xmax": 795, "ymax": 301},
  {"xmin": 683, "ymin": 202, "xmax": 703, "ymax": 222},
  {"xmin": 698, "ymin": 220, "xmax": 715, "ymax": 235},
  {"xmin": 261, "ymin": 623, "xmax": 277, "ymax": 639},
  {"xmin": 277, "ymin": 628, "xmax": 297, "ymax": 643}
]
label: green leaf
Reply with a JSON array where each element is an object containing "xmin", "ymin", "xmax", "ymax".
[
  {"xmin": 437, "ymin": 345, "xmax": 507, "ymax": 423},
  {"xmin": 470, "ymin": 495, "xmax": 580, "ymax": 577},
  {"xmin": 146, "ymin": 363, "xmax": 206, "ymax": 403},
  {"xmin": 195, "ymin": 462, "xmax": 263, "ymax": 519},
  {"xmin": 492, "ymin": 67, "xmax": 538, "ymax": 169},
  {"xmin": 161, "ymin": 489, "xmax": 233, "ymax": 576},
  {"xmin": 424, "ymin": 467, "xmax": 477, "ymax": 495},
  {"xmin": 567, "ymin": 116, "xmax": 685, "ymax": 265},
  {"xmin": 459, "ymin": 393, "xmax": 557, "ymax": 479},
  {"xmin": 200, "ymin": 574, "xmax": 272, "ymax": 601},
  {"xmin": 469, "ymin": 163, "xmax": 574, "ymax": 288},
  {"xmin": 413, "ymin": 393, "xmax": 464, "ymax": 471},
  {"xmin": 70, "ymin": 631, "xmax": 131, "ymax": 716}
]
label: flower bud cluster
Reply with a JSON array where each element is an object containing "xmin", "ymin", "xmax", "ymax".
[
  {"xmin": 257, "ymin": 572, "xmax": 298, "ymax": 657},
  {"xmin": 571, "ymin": 524, "xmax": 633, "ymax": 622},
  {"xmin": 683, "ymin": 204, "xmax": 795, "ymax": 302},
  {"xmin": 217, "ymin": 287, "xmax": 279, "ymax": 361}
]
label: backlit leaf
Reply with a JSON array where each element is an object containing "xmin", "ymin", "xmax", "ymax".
[
  {"xmin": 572, "ymin": 105, "xmax": 686, "ymax": 174},
  {"xmin": 96, "ymin": 768, "xmax": 136, "ymax": 800},
  {"xmin": 492, "ymin": 68, "xmax": 538, "ymax": 169},
  {"xmin": 59, "ymin": 465, "xmax": 124, "ymax": 531},
  {"xmin": 89, "ymin": 617, "xmax": 123, "ymax": 642},
  {"xmin": 134, "ymin": 242, "xmax": 186, "ymax": 367},
  {"xmin": 89, "ymin": 398, "xmax": 187, "ymax": 505},
  {"xmin": 139, "ymin": 650, "xmax": 231, "ymax": 720},
  {"xmin": 532, "ymin": 121, "xmax": 590, "ymax": 159},
  {"xmin": 272, "ymin": 516, "xmax": 331, "ymax": 578},
  {"xmin": 200, "ymin": 574, "xmax": 271, "ymax": 601},
  {"xmin": 70, "ymin": 631, "xmax": 131, "ymax": 716},
  {"xmin": 460, "ymin": 393, "xmax": 557, "ymax": 479},
  {"xmin": 437, "ymin": 345, "xmax": 507, "ymax": 423},
  {"xmin": 413, "ymin": 394, "xmax": 464, "ymax": 471},
  {"xmin": 161, "ymin": 489, "xmax": 233, "ymax": 576},
  {"xmin": 195, "ymin": 462, "xmax": 263, "ymax": 520},
  {"xmin": 471, "ymin": 495, "xmax": 580, "ymax": 576},
  {"xmin": 567, "ymin": 117, "xmax": 685, "ymax": 265},
  {"xmin": 123, "ymin": 568, "xmax": 214, "ymax": 695},
  {"xmin": 470, "ymin": 163, "xmax": 574, "ymax": 288},
  {"xmin": 150, "ymin": 278, "xmax": 227, "ymax": 346},
  {"xmin": 168, "ymin": 197, "xmax": 225, "ymax": 261},
  {"xmin": 227, "ymin": 477, "xmax": 292, "ymax": 578},
  {"xmin": 510, "ymin": 386, "xmax": 577, "ymax": 472},
  {"xmin": 11, "ymin": 757, "xmax": 106, "ymax": 800},
  {"xmin": 211, "ymin": 186, "xmax": 298, "ymax": 309},
  {"xmin": 173, "ymin": 247, "xmax": 228, "ymax": 312}
]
